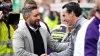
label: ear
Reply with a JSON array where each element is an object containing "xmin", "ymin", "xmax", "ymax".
[
  {"xmin": 70, "ymin": 11, "xmax": 74, "ymax": 17},
  {"xmin": 25, "ymin": 16, "xmax": 28, "ymax": 21}
]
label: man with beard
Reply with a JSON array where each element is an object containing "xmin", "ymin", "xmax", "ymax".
[{"xmin": 12, "ymin": 0, "xmax": 68, "ymax": 56}]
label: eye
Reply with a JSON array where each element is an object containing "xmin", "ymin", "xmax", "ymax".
[{"xmin": 63, "ymin": 15, "xmax": 65, "ymax": 17}]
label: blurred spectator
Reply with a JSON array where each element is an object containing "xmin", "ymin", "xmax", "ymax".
[
  {"xmin": 47, "ymin": 11, "xmax": 65, "ymax": 54},
  {"xmin": 0, "ymin": 0, "xmax": 17, "ymax": 55},
  {"xmin": 88, "ymin": 9, "xmax": 96, "ymax": 19},
  {"xmin": 51, "ymin": 12, "xmax": 68, "ymax": 42},
  {"xmin": 37, "ymin": 2, "xmax": 45, "ymax": 20},
  {"xmin": 37, "ymin": 3, "xmax": 45, "ymax": 14},
  {"xmin": 0, "ymin": 11, "xmax": 15, "ymax": 56},
  {"xmin": 53, "ymin": 11, "xmax": 60, "ymax": 24},
  {"xmin": 43, "ymin": 4, "xmax": 51, "ymax": 19},
  {"xmin": 74, "ymin": 0, "xmax": 100, "ymax": 56},
  {"xmin": 44, "ymin": 11, "xmax": 59, "ymax": 31},
  {"xmin": 87, "ymin": 0, "xmax": 95, "ymax": 3},
  {"xmin": 51, "ymin": 24, "xmax": 67, "ymax": 42}
]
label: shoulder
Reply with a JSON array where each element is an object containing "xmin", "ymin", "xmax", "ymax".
[
  {"xmin": 39, "ymin": 27, "xmax": 48, "ymax": 34},
  {"xmin": 86, "ymin": 20, "xmax": 99, "ymax": 38},
  {"xmin": 40, "ymin": 21, "xmax": 50, "ymax": 34},
  {"xmin": 40, "ymin": 21, "xmax": 48, "ymax": 30},
  {"xmin": 79, "ymin": 17, "xmax": 99, "ymax": 39},
  {"xmin": 80, "ymin": 16, "xmax": 89, "ymax": 26},
  {"xmin": 15, "ymin": 23, "xmax": 27, "ymax": 35}
]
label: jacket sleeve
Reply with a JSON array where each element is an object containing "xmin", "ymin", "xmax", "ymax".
[
  {"xmin": 12, "ymin": 31, "xmax": 38, "ymax": 56},
  {"xmin": 49, "ymin": 38, "xmax": 74, "ymax": 56},
  {"xmin": 47, "ymin": 32, "xmax": 70, "ymax": 52}
]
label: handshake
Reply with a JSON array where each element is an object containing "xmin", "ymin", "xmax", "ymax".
[{"xmin": 41, "ymin": 54, "xmax": 50, "ymax": 56}]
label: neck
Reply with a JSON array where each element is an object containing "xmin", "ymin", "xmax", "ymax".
[
  {"xmin": 26, "ymin": 21, "xmax": 38, "ymax": 29},
  {"xmin": 96, "ymin": 12, "xmax": 100, "ymax": 19},
  {"xmin": 72, "ymin": 16, "xmax": 78, "ymax": 25}
]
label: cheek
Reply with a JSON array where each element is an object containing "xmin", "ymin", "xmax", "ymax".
[
  {"xmin": 30, "ymin": 19, "xmax": 35, "ymax": 22},
  {"xmin": 63, "ymin": 17, "xmax": 66, "ymax": 21},
  {"xmin": 66, "ymin": 17, "xmax": 71, "ymax": 22},
  {"xmin": 30, "ymin": 16, "xmax": 36, "ymax": 21},
  {"xmin": 67, "ymin": 17, "xmax": 72, "ymax": 24},
  {"xmin": 63, "ymin": 16, "xmax": 68, "ymax": 21}
]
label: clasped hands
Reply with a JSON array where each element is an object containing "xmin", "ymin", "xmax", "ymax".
[{"xmin": 41, "ymin": 54, "xmax": 50, "ymax": 56}]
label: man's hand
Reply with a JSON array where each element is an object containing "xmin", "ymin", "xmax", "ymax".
[{"xmin": 41, "ymin": 54, "xmax": 50, "ymax": 56}]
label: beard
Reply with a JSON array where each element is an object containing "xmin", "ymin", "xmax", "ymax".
[{"xmin": 29, "ymin": 20, "xmax": 40, "ymax": 29}]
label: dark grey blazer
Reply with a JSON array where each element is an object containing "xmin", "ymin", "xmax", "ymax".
[{"xmin": 50, "ymin": 15, "xmax": 88, "ymax": 56}]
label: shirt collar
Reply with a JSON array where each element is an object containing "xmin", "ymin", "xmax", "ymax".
[
  {"xmin": 72, "ymin": 15, "xmax": 83, "ymax": 29},
  {"xmin": 29, "ymin": 25, "xmax": 39, "ymax": 32},
  {"xmin": 25, "ymin": 22, "xmax": 40, "ymax": 32}
]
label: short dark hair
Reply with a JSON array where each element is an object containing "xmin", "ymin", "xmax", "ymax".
[
  {"xmin": 22, "ymin": 0, "xmax": 37, "ymax": 19},
  {"xmin": 62, "ymin": 2, "xmax": 82, "ymax": 17}
]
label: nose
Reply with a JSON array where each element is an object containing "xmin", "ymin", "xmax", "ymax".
[
  {"xmin": 37, "ymin": 15, "xmax": 41, "ymax": 20},
  {"xmin": 63, "ymin": 17, "xmax": 66, "ymax": 21}
]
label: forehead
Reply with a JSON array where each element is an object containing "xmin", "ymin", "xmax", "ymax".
[
  {"xmin": 31, "ymin": 9, "xmax": 39, "ymax": 14},
  {"xmin": 96, "ymin": 0, "xmax": 100, "ymax": 2},
  {"xmin": 62, "ymin": 8, "xmax": 67, "ymax": 14},
  {"xmin": 96, "ymin": 0, "xmax": 100, "ymax": 6}
]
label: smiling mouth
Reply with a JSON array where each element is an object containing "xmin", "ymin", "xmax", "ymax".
[
  {"xmin": 36, "ymin": 21, "xmax": 39, "ymax": 24},
  {"xmin": 64, "ymin": 20, "xmax": 68, "ymax": 24},
  {"xmin": 64, "ymin": 20, "xmax": 67, "ymax": 22}
]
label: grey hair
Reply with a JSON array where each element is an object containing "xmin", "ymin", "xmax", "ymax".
[{"xmin": 22, "ymin": 0, "xmax": 37, "ymax": 20}]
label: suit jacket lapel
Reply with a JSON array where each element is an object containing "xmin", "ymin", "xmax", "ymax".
[
  {"xmin": 24, "ymin": 23, "xmax": 34, "ymax": 53},
  {"xmin": 39, "ymin": 27, "xmax": 47, "ymax": 53}
]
